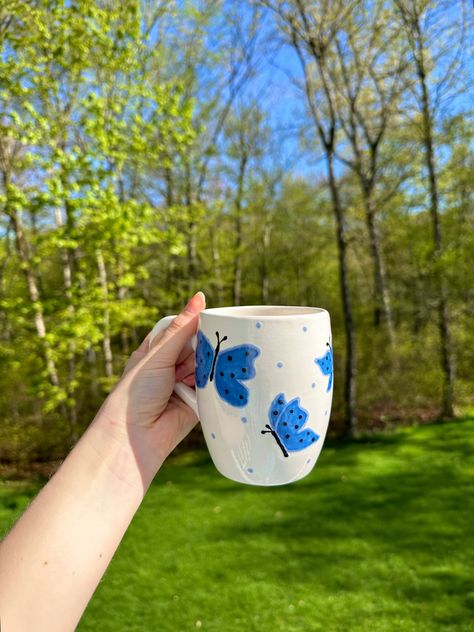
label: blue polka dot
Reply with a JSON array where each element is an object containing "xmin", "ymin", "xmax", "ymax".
[
  {"xmin": 241, "ymin": 416, "xmax": 247, "ymax": 424},
  {"xmin": 247, "ymin": 468, "xmax": 254, "ymax": 474},
  {"xmin": 325, "ymin": 410, "xmax": 328, "ymax": 416},
  {"xmin": 306, "ymin": 458, "xmax": 311, "ymax": 464},
  {"xmin": 303, "ymin": 326, "xmax": 308, "ymax": 332},
  {"xmin": 256, "ymin": 322, "xmax": 262, "ymax": 329},
  {"xmin": 211, "ymin": 432, "xmax": 216, "ymax": 439},
  {"xmin": 277, "ymin": 361, "xmax": 284, "ymax": 368},
  {"xmin": 311, "ymin": 382, "xmax": 316, "ymax": 389}
]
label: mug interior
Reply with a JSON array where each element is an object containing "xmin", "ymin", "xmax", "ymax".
[{"xmin": 201, "ymin": 305, "xmax": 326, "ymax": 318}]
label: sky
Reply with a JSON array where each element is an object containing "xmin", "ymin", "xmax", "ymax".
[{"xmin": 204, "ymin": 0, "xmax": 474, "ymax": 183}]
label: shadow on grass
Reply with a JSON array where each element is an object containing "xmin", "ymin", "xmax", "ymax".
[{"xmin": 151, "ymin": 420, "xmax": 474, "ymax": 623}]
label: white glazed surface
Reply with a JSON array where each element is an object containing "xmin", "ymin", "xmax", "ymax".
[{"xmin": 195, "ymin": 306, "xmax": 332, "ymax": 486}]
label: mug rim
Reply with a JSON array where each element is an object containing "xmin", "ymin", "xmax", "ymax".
[{"xmin": 200, "ymin": 305, "xmax": 329, "ymax": 319}]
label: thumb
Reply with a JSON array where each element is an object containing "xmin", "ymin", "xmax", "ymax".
[{"xmin": 147, "ymin": 291, "xmax": 206, "ymax": 368}]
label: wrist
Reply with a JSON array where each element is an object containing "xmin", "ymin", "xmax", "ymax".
[{"xmin": 86, "ymin": 412, "xmax": 164, "ymax": 494}]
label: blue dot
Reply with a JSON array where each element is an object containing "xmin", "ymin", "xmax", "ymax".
[
  {"xmin": 307, "ymin": 458, "xmax": 311, "ymax": 464},
  {"xmin": 247, "ymin": 468, "xmax": 254, "ymax": 473},
  {"xmin": 241, "ymin": 416, "xmax": 247, "ymax": 424},
  {"xmin": 211, "ymin": 432, "xmax": 216, "ymax": 439},
  {"xmin": 303, "ymin": 326, "xmax": 308, "ymax": 332},
  {"xmin": 277, "ymin": 361, "xmax": 284, "ymax": 368},
  {"xmin": 256, "ymin": 322, "xmax": 262, "ymax": 329},
  {"xmin": 311, "ymin": 382, "xmax": 316, "ymax": 389},
  {"xmin": 325, "ymin": 410, "xmax": 328, "ymax": 416}
]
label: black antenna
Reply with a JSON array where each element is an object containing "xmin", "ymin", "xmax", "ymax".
[
  {"xmin": 209, "ymin": 331, "xmax": 227, "ymax": 382},
  {"xmin": 261, "ymin": 424, "xmax": 289, "ymax": 458}
]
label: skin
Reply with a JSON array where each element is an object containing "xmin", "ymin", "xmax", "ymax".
[{"xmin": 0, "ymin": 291, "xmax": 206, "ymax": 632}]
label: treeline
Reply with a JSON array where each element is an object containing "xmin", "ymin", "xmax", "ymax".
[{"xmin": 0, "ymin": 0, "xmax": 472, "ymax": 462}]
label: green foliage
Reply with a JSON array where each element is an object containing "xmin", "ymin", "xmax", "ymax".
[{"xmin": 0, "ymin": 0, "xmax": 473, "ymax": 459}]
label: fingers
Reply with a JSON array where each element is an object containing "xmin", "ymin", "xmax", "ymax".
[
  {"xmin": 146, "ymin": 291, "xmax": 205, "ymax": 369},
  {"xmin": 175, "ymin": 350, "xmax": 195, "ymax": 382},
  {"xmin": 121, "ymin": 291, "xmax": 205, "ymax": 384},
  {"xmin": 175, "ymin": 337, "xmax": 194, "ymax": 367},
  {"xmin": 122, "ymin": 332, "xmax": 152, "ymax": 376}
]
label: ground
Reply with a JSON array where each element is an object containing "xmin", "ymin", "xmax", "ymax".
[{"xmin": 1, "ymin": 417, "xmax": 473, "ymax": 632}]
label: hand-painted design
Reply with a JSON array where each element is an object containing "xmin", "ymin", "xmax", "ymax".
[
  {"xmin": 195, "ymin": 331, "xmax": 260, "ymax": 407},
  {"xmin": 315, "ymin": 342, "xmax": 333, "ymax": 392},
  {"xmin": 261, "ymin": 393, "xmax": 319, "ymax": 458}
]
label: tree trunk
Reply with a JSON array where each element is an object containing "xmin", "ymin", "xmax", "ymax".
[
  {"xmin": 233, "ymin": 153, "xmax": 248, "ymax": 306},
  {"xmin": 362, "ymin": 186, "xmax": 396, "ymax": 346},
  {"xmin": 116, "ymin": 258, "xmax": 130, "ymax": 356},
  {"xmin": 210, "ymin": 222, "xmax": 223, "ymax": 304},
  {"xmin": 54, "ymin": 206, "xmax": 78, "ymax": 440},
  {"xmin": 233, "ymin": 216, "xmax": 242, "ymax": 306},
  {"xmin": 260, "ymin": 217, "xmax": 271, "ymax": 304},
  {"xmin": 286, "ymin": 6, "xmax": 357, "ymax": 436},
  {"xmin": 5, "ymin": 196, "xmax": 61, "ymax": 391},
  {"xmin": 87, "ymin": 347, "xmax": 100, "ymax": 399},
  {"xmin": 416, "ymin": 27, "xmax": 455, "ymax": 418},
  {"xmin": 8, "ymin": 206, "xmax": 70, "ymax": 419},
  {"xmin": 96, "ymin": 249, "xmax": 114, "ymax": 379},
  {"xmin": 115, "ymin": 175, "xmax": 131, "ymax": 356},
  {"xmin": 164, "ymin": 165, "xmax": 174, "ymax": 208},
  {"xmin": 327, "ymin": 152, "xmax": 357, "ymax": 437},
  {"xmin": 185, "ymin": 159, "xmax": 198, "ymax": 292}
]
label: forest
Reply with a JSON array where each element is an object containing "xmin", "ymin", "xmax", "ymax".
[{"xmin": 0, "ymin": 0, "xmax": 473, "ymax": 462}]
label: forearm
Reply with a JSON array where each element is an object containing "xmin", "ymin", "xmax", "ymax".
[{"xmin": 0, "ymin": 415, "xmax": 161, "ymax": 632}]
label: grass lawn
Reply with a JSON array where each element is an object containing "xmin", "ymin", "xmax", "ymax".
[{"xmin": 1, "ymin": 418, "xmax": 473, "ymax": 631}]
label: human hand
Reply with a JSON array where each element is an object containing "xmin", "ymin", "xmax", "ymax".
[{"xmin": 93, "ymin": 291, "xmax": 206, "ymax": 487}]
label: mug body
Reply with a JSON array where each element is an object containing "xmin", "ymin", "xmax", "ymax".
[{"xmin": 195, "ymin": 306, "xmax": 333, "ymax": 486}]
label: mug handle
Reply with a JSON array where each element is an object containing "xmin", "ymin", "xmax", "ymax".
[{"xmin": 149, "ymin": 315, "xmax": 199, "ymax": 417}]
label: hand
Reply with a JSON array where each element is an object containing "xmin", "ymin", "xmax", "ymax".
[
  {"xmin": 0, "ymin": 291, "xmax": 207, "ymax": 632},
  {"xmin": 94, "ymin": 291, "xmax": 206, "ymax": 486}
]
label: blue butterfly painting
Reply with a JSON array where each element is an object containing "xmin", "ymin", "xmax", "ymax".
[
  {"xmin": 195, "ymin": 331, "xmax": 260, "ymax": 407},
  {"xmin": 315, "ymin": 342, "xmax": 333, "ymax": 392},
  {"xmin": 261, "ymin": 393, "xmax": 319, "ymax": 458}
]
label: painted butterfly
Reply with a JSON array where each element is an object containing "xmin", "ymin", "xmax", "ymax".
[
  {"xmin": 261, "ymin": 393, "xmax": 319, "ymax": 458},
  {"xmin": 315, "ymin": 342, "xmax": 333, "ymax": 392},
  {"xmin": 195, "ymin": 331, "xmax": 260, "ymax": 407}
]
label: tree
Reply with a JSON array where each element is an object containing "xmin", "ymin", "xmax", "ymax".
[
  {"xmin": 393, "ymin": 0, "xmax": 469, "ymax": 417},
  {"xmin": 263, "ymin": 0, "xmax": 359, "ymax": 436},
  {"xmin": 331, "ymin": 0, "xmax": 407, "ymax": 346}
]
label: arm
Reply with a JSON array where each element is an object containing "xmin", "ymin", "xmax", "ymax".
[{"xmin": 0, "ymin": 292, "xmax": 205, "ymax": 632}]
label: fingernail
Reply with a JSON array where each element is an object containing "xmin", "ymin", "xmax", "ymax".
[{"xmin": 185, "ymin": 291, "xmax": 206, "ymax": 315}]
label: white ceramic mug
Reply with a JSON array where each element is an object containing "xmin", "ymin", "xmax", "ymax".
[{"xmin": 150, "ymin": 306, "xmax": 333, "ymax": 486}]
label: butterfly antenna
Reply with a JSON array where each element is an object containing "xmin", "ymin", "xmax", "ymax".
[
  {"xmin": 209, "ymin": 331, "xmax": 227, "ymax": 383},
  {"xmin": 261, "ymin": 424, "xmax": 289, "ymax": 457},
  {"xmin": 215, "ymin": 331, "xmax": 228, "ymax": 346}
]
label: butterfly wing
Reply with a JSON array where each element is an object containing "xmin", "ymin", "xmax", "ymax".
[
  {"xmin": 315, "ymin": 346, "xmax": 333, "ymax": 393},
  {"xmin": 195, "ymin": 331, "xmax": 214, "ymax": 389},
  {"xmin": 268, "ymin": 393, "xmax": 287, "ymax": 429},
  {"xmin": 214, "ymin": 344, "xmax": 260, "ymax": 407},
  {"xmin": 275, "ymin": 398, "xmax": 319, "ymax": 452}
]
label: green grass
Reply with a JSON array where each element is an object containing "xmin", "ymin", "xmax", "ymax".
[{"xmin": 2, "ymin": 419, "xmax": 474, "ymax": 632}]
